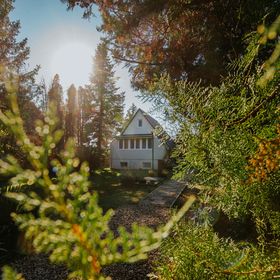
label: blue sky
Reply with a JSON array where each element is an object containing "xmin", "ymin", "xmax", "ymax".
[{"xmin": 10, "ymin": 0, "xmax": 152, "ymax": 113}]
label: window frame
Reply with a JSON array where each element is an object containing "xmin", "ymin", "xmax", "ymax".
[
  {"xmin": 142, "ymin": 138, "xmax": 147, "ymax": 149},
  {"xmin": 119, "ymin": 139, "xmax": 123, "ymax": 149},
  {"xmin": 120, "ymin": 161, "xmax": 128, "ymax": 168},
  {"xmin": 147, "ymin": 138, "xmax": 152, "ymax": 149},
  {"xmin": 142, "ymin": 161, "xmax": 152, "ymax": 169},
  {"xmin": 124, "ymin": 139, "xmax": 129, "ymax": 149},
  {"xmin": 136, "ymin": 138, "xmax": 140, "ymax": 149},
  {"xmin": 130, "ymin": 139, "xmax": 135, "ymax": 149}
]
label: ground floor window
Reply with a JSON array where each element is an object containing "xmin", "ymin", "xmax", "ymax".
[
  {"xmin": 142, "ymin": 161, "xmax": 152, "ymax": 169},
  {"xmin": 120, "ymin": 161, "xmax": 128, "ymax": 168}
]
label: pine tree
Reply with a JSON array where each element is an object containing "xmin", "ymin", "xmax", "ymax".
[
  {"xmin": 0, "ymin": 0, "xmax": 40, "ymax": 158},
  {"xmin": 47, "ymin": 74, "xmax": 64, "ymax": 149},
  {"xmin": 85, "ymin": 42, "xmax": 124, "ymax": 168},
  {"xmin": 77, "ymin": 86, "xmax": 83, "ymax": 147},
  {"xmin": 124, "ymin": 103, "xmax": 137, "ymax": 126},
  {"xmin": 65, "ymin": 84, "xmax": 78, "ymax": 141},
  {"xmin": 48, "ymin": 74, "xmax": 63, "ymax": 116},
  {"xmin": 63, "ymin": 0, "xmax": 280, "ymax": 90}
]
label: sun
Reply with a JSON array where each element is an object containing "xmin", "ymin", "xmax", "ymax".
[{"xmin": 50, "ymin": 41, "xmax": 93, "ymax": 89}]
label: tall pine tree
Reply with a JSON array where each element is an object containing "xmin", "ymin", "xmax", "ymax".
[
  {"xmin": 0, "ymin": 0, "xmax": 41, "ymax": 158},
  {"xmin": 47, "ymin": 74, "xmax": 64, "ymax": 149},
  {"xmin": 65, "ymin": 84, "xmax": 78, "ymax": 141},
  {"xmin": 85, "ymin": 42, "xmax": 124, "ymax": 168},
  {"xmin": 124, "ymin": 103, "xmax": 137, "ymax": 126}
]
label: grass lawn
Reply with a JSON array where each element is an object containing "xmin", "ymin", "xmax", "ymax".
[{"xmin": 90, "ymin": 170, "xmax": 158, "ymax": 211}]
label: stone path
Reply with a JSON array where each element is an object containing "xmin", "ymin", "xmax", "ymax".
[{"xmin": 140, "ymin": 179, "xmax": 187, "ymax": 207}]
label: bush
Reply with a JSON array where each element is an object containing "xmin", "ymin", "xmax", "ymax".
[{"xmin": 153, "ymin": 222, "xmax": 280, "ymax": 280}]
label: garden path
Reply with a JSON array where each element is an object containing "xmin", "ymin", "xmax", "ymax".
[
  {"xmin": 140, "ymin": 179, "xmax": 187, "ymax": 207},
  {"xmin": 103, "ymin": 179, "xmax": 188, "ymax": 279}
]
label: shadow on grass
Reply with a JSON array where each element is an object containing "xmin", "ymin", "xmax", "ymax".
[{"xmin": 90, "ymin": 169, "xmax": 157, "ymax": 211}]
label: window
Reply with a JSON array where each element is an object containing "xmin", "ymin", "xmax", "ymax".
[
  {"xmin": 120, "ymin": 161, "xmax": 128, "ymax": 168},
  {"xmin": 130, "ymin": 139, "xmax": 134, "ymax": 149},
  {"xmin": 138, "ymin": 119, "xmax": 142, "ymax": 127},
  {"xmin": 142, "ymin": 161, "xmax": 152, "ymax": 169},
  {"xmin": 119, "ymin": 139, "xmax": 123, "ymax": 149},
  {"xmin": 136, "ymin": 139, "xmax": 140, "ymax": 149},
  {"xmin": 142, "ymin": 138, "xmax": 146, "ymax": 149},
  {"xmin": 148, "ymin": 138, "xmax": 152, "ymax": 149},
  {"xmin": 124, "ymin": 139, "xmax": 128, "ymax": 149}
]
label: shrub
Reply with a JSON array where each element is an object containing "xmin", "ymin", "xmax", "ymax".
[{"xmin": 153, "ymin": 221, "xmax": 280, "ymax": 280}]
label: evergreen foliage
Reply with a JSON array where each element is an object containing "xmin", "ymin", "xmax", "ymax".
[
  {"xmin": 143, "ymin": 27, "xmax": 280, "ymax": 240},
  {"xmin": 0, "ymin": 0, "xmax": 41, "ymax": 159},
  {"xmin": 123, "ymin": 103, "xmax": 137, "ymax": 127},
  {"xmin": 65, "ymin": 84, "xmax": 78, "ymax": 141},
  {"xmin": 80, "ymin": 42, "xmax": 124, "ymax": 168},
  {"xmin": 153, "ymin": 222, "xmax": 280, "ymax": 280},
  {"xmin": 2, "ymin": 266, "xmax": 24, "ymax": 280},
  {"xmin": 47, "ymin": 75, "xmax": 64, "ymax": 129},
  {"xmin": 62, "ymin": 0, "xmax": 280, "ymax": 90},
  {"xmin": 144, "ymin": 18, "xmax": 280, "ymax": 279}
]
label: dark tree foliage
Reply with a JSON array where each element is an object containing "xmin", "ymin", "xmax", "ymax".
[
  {"xmin": 0, "ymin": 0, "xmax": 41, "ymax": 158},
  {"xmin": 123, "ymin": 103, "xmax": 137, "ymax": 125},
  {"xmin": 62, "ymin": 0, "xmax": 280, "ymax": 90}
]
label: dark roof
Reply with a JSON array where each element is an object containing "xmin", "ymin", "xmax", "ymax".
[{"xmin": 139, "ymin": 109, "xmax": 161, "ymax": 129}]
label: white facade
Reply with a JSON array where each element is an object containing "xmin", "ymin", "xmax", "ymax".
[{"xmin": 110, "ymin": 109, "xmax": 169, "ymax": 175}]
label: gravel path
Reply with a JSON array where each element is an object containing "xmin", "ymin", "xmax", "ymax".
[
  {"xmin": 7, "ymin": 203, "xmax": 171, "ymax": 280},
  {"xmin": 103, "ymin": 203, "xmax": 171, "ymax": 280}
]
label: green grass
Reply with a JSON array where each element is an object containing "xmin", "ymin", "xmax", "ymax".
[{"xmin": 90, "ymin": 169, "xmax": 157, "ymax": 211}]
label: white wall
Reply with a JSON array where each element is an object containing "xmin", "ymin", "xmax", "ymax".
[
  {"xmin": 110, "ymin": 137, "xmax": 167, "ymax": 170},
  {"xmin": 123, "ymin": 110, "xmax": 153, "ymax": 135}
]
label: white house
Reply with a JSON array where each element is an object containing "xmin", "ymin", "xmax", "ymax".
[{"xmin": 110, "ymin": 108, "xmax": 173, "ymax": 177}]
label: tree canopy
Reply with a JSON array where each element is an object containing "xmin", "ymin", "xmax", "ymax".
[{"xmin": 62, "ymin": 0, "xmax": 280, "ymax": 90}]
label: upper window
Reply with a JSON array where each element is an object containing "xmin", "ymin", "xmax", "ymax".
[
  {"xmin": 136, "ymin": 139, "xmax": 140, "ymax": 149},
  {"xmin": 138, "ymin": 119, "xmax": 142, "ymax": 127},
  {"xmin": 124, "ymin": 139, "xmax": 129, "ymax": 149},
  {"xmin": 130, "ymin": 139, "xmax": 135, "ymax": 149},
  {"xmin": 148, "ymin": 138, "xmax": 152, "ymax": 149},
  {"xmin": 142, "ymin": 138, "xmax": 146, "ymax": 149},
  {"xmin": 119, "ymin": 139, "xmax": 123, "ymax": 149}
]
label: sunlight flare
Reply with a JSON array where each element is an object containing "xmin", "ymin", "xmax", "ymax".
[{"xmin": 50, "ymin": 41, "xmax": 93, "ymax": 88}]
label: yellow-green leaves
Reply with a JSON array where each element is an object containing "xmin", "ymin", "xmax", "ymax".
[
  {"xmin": 1, "ymin": 267, "xmax": 24, "ymax": 280},
  {"xmin": 258, "ymin": 15, "xmax": 280, "ymax": 87}
]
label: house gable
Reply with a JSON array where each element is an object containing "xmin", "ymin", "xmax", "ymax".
[{"xmin": 122, "ymin": 109, "xmax": 155, "ymax": 135}]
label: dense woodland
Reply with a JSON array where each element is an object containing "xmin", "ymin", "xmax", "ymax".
[{"xmin": 0, "ymin": 0, "xmax": 280, "ymax": 279}]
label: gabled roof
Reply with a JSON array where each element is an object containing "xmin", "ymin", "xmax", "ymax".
[
  {"xmin": 120, "ymin": 108, "xmax": 175, "ymax": 150},
  {"xmin": 141, "ymin": 109, "xmax": 161, "ymax": 129},
  {"xmin": 120, "ymin": 108, "xmax": 160, "ymax": 135}
]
